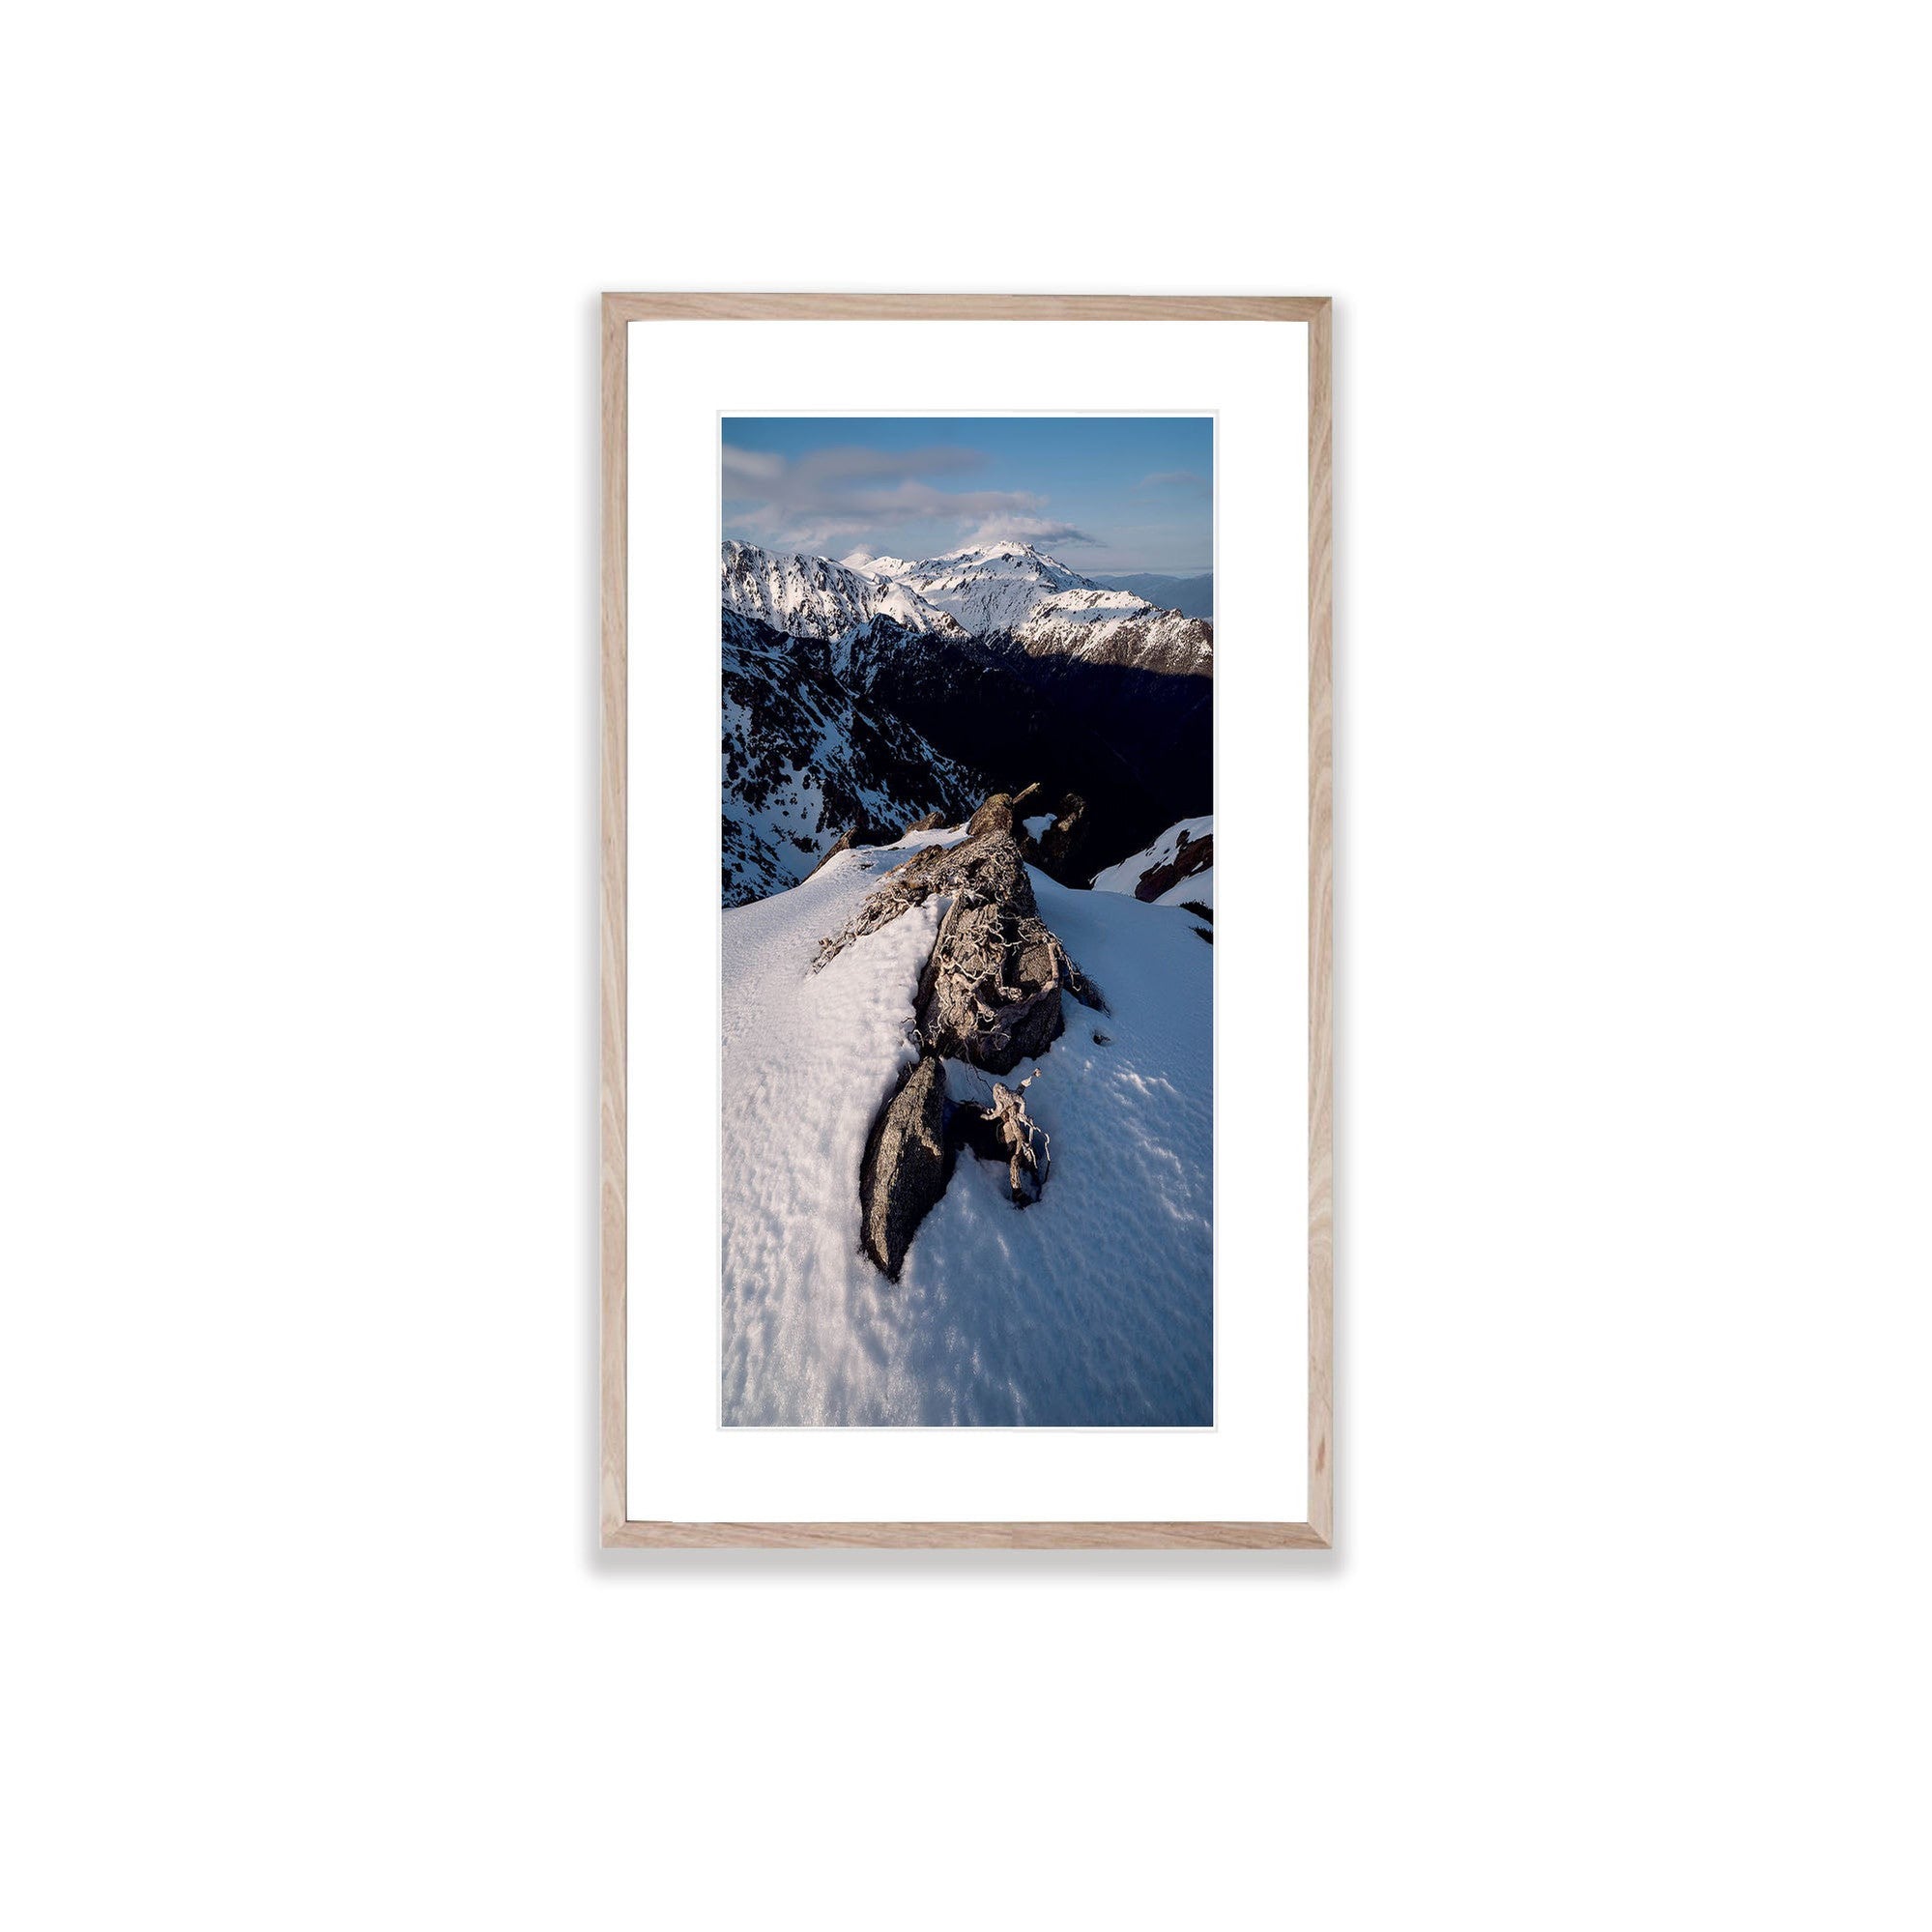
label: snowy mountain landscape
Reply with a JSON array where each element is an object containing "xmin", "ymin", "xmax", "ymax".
[
  {"xmin": 720, "ymin": 535, "xmax": 1213, "ymax": 909},
  {"xmin": 718, "ymin": 417, "xmax": 1214, "ymax": 1426}
]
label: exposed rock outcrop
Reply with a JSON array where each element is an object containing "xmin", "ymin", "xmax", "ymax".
[
  {"xmin": 818, "ymin": 816, "xmax": 1100, "ymax": 1063},
  {"xmin": 915, "ymin": 879, "xmax": 1068, "ymax": 1074},
  {"xmin": 857, "ymin": 1054, "xmax": 953, "ymax": 1280},
  {"xmin": 966, "ymin": 793, "xmax": 1015, "ymax": 838},
  {"xmin": 1134, "ymin": 828, "xmax": 1213, "ymax": 903},
  {"xmin": 841, "ymin": 796, "xmax": 1108, "ymax": 1274},
  {"xmin": 952, "ymin": 1069, "xmax": 1050, "ymax": 1206},
  {"xmin": 815, "ymin": 818, "xmax": 1027, "ymax": 964}
]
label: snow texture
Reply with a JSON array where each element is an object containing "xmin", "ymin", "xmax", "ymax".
[{"xmin": 721, "ymin": 836, "xmax": 1212, "ymax": 1427}]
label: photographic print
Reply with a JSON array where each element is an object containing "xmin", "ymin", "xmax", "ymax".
[{"xmin": 719, "ymin": 415, "xmax": 1216, "ymax": 1427}]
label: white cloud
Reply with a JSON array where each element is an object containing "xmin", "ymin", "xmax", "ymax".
[
  {"xmin": 963, "ymin": 515, "xmax": 1100, "ymax": 547},
  {"xmin": 721, "ymin": 438, "xmax": 1103, "ymax": 557}
]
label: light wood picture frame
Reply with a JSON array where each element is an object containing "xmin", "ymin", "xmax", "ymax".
[{"xmin": 601, "ymin": 293, "xmax": 1332, "ymax": 1549}]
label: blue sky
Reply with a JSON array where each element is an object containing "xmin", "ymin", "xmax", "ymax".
[{"xmin": 721, "ymin": 416, "xmax": 1212, "ymax": 574}]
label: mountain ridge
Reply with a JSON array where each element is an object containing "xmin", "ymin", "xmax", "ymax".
[{"xmin": 717, "ymin": 538, "xmax": 1214, "ymax": 904}]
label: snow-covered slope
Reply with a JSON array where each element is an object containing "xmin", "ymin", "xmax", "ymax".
[
  {"xmin": 721, "ymin": 540, "xmax": 962, "ymax": 652},
  {"xmin": 722, "ymin": 612, "xmax": 982, "ymax": 906},
  {"xmin": 1092, "ymin": 815, "xmax": 1215, "ymax": 908},
  {"xmin": 1012, "ymin": 594, "xmax": 1214, "ymax": 676},
  {"xmin": 721, "ymin": 839, "xmax": 1212, "ymax": 1426}
]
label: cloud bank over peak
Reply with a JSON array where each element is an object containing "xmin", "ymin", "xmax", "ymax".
[{"xmin": 720, "ymin": 418, "xmax": 1213, "ymax": 574}]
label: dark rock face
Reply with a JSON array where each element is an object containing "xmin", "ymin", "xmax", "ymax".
[
  {"xmin": 1134, "ymin": 828, "xmax": 1213, "ymax": 903},
  {"xmin": 868, "ymin": 639, "xmax": 1212, "ymax": 876},
  {"xmin": 721, "ymin": 611, "xmax": 986, "ymax": 907},
  {"xmin": 857, "ymin": 1054, "xmax": 953, "ymax": 1280},
  {"xmin": 1033, "ymin": 793, "xmax": 1089, "ymax": 881}
]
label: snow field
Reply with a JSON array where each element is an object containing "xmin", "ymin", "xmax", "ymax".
[{"xmin": 720, "ymin": 835, "xmax": 1211, "ymax": 1426}]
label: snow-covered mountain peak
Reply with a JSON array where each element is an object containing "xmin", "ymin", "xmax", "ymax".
[
  {"xmin": 720, "ymin": 540, "xmax": 961, "ymax": 650},
  {"xmin": 858, "ymin": 541, "xmax": 1120, "ymax": 635},
  {"xmin": 838, "ymin": 547, "xmax": 917, "ymax": 580},
  {"xmin": 725, "ymin": 535, "xmax": 1213, "ymax": 679}
]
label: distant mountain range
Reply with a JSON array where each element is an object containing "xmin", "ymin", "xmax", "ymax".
[
  {"xmin": 719, "ymin": 539, "xmax": 1213, "ymax": 905},
  {"xmin": 1089, "ymin": 571, "xmax": 1213, "ymax": 620}
]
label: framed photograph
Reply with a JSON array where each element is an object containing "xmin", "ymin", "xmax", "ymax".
[{"xmin": 601, "ymin": 294, "xmax": 1331, "ymax": 1548}]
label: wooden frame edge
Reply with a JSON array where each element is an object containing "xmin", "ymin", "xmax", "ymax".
[
  {"xmin": 1307, "ymin": 300, "xmax": 1335, "ymax": 1546},
  {"xmin": 598, "ymin": 294, "xmax": 1333, "ymax": 1552},
  {"xmin": 599, "ymin": 297, "xmax": 628, "ymax": 1547},
  {"xmin": 604, "ymin": 292, "xmax": 1328, "ymax": 325},
  {"xmin": 607, "ymin": 1521, "xmax": 1331, "ymax": 1551}
]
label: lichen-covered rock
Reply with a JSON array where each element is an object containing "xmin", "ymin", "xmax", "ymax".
[
  {"xmin": 915, "ymin": 888, "xmax": 1067, "ymax": 1073},
  {"xmin": 857, "ymin": 1054, "xmax": 952, "ymax": 1280},
  {"xmin": 842, "ymin": 829, "xmax": 1101, "ymax": 1272},
  {"xmin": 966, "ymin": 793, "xmax": 1015, "ymax": 838},
  {"xmin": 815, "ymin": 824, "xmax": 1028, "ymax": 966},
  {"xmin": 952, "ymin": 1071, "xmax": 1050, "ymax": 1206},
  {"xmin": 818, "ymin": 827, "xmax": 1101, "ymax": 1055}
]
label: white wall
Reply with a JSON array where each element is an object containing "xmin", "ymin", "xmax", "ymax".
[{"xmin": 4, "ymin": 6, "xmax": 1927, "ymax": 1926}]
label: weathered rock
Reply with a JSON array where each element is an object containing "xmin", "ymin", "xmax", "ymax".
[
  {"xmin": 952, "ymin": 1070, "xmax": 1049, "ymax": 1205},
  {"xmin": 816, "ymin": 824, "xmax": 1030, "ymax": 966},
  {"xmin": 916, "ymin": 886, "xmax": 1067, "ymax": 1074},
  {"xmin": 819, "ymin": 825, "xmax": 1103, "ymax": 1041},
  {"xmin": 857, "ymin": 1054, "xmax": 952, "ymax": 1280},
  {"xmin": 843, "ymin": 830, "xmax": 1101, "ymax": 1272},
  {"xmin": 966, "ymin": 793, "xmax": 1015, "ymax": 838},
  {"xmin": 1134, "ymin": 828, "xmax": 1213, "ymax": 903},
  {"xmin": 905, "ymin": 809, "xmax": 948, "ymax": 833}
]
